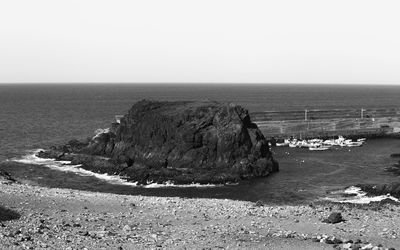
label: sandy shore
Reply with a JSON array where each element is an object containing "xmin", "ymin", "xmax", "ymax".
[{"xmin": 1, "ymin": 180, "xmax": 399, "ymax": 249}]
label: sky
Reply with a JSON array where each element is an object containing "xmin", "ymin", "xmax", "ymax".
[{"xmin": 1, "ymin": 0, "xmax": 400, "ymax": 84}]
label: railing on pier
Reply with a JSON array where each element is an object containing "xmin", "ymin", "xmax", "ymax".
[
  {"xmin": 251, "ymin": 108, "xmax": 400, "ymax": 122},
  {"xmin": 250, "ymin": 108, "xmax": 400, "ymax": 138}
]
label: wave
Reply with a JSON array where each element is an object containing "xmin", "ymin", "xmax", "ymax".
[
  {"xmin": 143, "ymin": 181, "xmax": 221, "ymax": 188},
  {"xmin": 93, "ymin": 128, "xmax": 110, "ymax": 139},
  {"xmin": 11, "ymin": 149, "xmax": 139, "ymax": 186},
  {"xmin": 324, "ymin": 186, "xmax": 399, "ymax": 204},
  {"xmin": 11, "ymin": 150, "xmax": 220, "ymax": 188}
]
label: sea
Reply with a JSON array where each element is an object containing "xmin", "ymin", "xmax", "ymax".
[{"xmin": 1, "ymin": 83, "xmax": 400, "ymax": 205}]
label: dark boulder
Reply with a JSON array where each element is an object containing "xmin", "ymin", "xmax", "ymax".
[
  {"xmin": 322, "ymin": 212, "xmax": 344, "ymax": 224},
  {"xmin": 36, "ymin": 100, "xmax": 279, "ymax": 184},
  {"xmin": 0, "ymin": 205, "xmax": 20, "ymax": 221}
]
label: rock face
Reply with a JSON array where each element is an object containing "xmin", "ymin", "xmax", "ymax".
[
  {"xmin": 39, "ymin": 100, "xmax": 278, "ymax": 184},
  {"xmin": 357, "ymin": 183, "xmax": 400, "ymax": 198}
]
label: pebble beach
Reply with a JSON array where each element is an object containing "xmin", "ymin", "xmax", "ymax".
[{"xmin": 1, "ymin": 177, "xmax": 399, "ymax": 250}]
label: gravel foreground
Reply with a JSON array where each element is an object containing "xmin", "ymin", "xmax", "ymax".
[{"xmin": 1, "ymin": 181, "xmax": 399, "ymax": 250}]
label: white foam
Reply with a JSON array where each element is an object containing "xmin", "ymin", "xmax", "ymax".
[
  {"xmin": 93, "ymin": 128, "xmax": 110, "ymax": 139},
  {"xmin": 11, "ymin": 150, "xmax": 138, "ymax": 186},
  {"xmin": 11, "ymin": 150, "xmax": 222, "ymax": 188},
  {"xmin": 343, "ymin": 186, "xmax": 362, "ymax": 195},
  {"xmin": 143, "ymin": 181, "xmax": 221, "ymax": 188},
  {"xmin": 325, "ymin": 186, "xmax": 399, "ymax": 204}
]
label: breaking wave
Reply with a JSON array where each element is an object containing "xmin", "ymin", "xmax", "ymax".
[
  {"xmin": 11, "ymin": 150, "xmax": 220, "ymax": 188},
  {"xmin": 11, "ymin": 149, "xmax": 138, "ymax": 186},
  {"xmin": 324, "ymin": 186, "xmax": 399, "ymax": 204},
  {"xmin": 143, "ymin": 181, "xmax": 221, "ymax": 188},
  {"xmin": 93, "ymin": 128, "xmax": 110, "ymax": 139}
]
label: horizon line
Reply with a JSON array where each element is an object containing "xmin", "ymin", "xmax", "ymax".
[{"xmin": 1, "ymin": 82, "xmax": 400, "ymax": 86}]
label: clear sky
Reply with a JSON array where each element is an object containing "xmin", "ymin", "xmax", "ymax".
[{"xmin": 1, "ymin": 0, "xmax": 400, "ymax": 84}]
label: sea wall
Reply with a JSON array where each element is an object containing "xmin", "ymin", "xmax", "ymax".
[{"xmin": 251, "ymin": 108, "xmax": 400, "ymax": 139}]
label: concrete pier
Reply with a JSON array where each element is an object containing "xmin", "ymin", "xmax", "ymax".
[{"xmin": 251, "ymin": 108, "xmax": 400, "ymax": 139}]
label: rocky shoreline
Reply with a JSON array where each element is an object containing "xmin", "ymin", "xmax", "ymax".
[
  {"xmin": 1, "ymin": 172, "xmax": 399, "ymax": 250},
  {"xmin": 356, "ymin": 183, "xmax": 400, "ymax": 199}
]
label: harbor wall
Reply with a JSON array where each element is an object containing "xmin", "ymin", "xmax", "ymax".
[{"xmin": 251, "ymin": 108, "xmax": 400, "ymax": 139}]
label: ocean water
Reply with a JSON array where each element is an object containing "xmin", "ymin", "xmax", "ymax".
[{"xmin": 1, "ymin": 83, "xmax": 400, "ymax": 204}]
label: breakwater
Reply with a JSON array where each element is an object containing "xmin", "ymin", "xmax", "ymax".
[{"xmin": 251, "ymin": 108, "xmax": 400, "ymax": 139}]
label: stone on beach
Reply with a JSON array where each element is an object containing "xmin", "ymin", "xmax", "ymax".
[
  {"xmin": 122, "ymin": 225, "xmax": 131, "ymax": 232},
  {"xmin": 323, "ymin": 212, "xmax": 345, "ymax": 224}
]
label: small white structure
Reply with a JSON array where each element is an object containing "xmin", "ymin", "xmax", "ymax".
[{"xmin": 115, "ymin": 115, "xmax": 124, "ymax": 124}]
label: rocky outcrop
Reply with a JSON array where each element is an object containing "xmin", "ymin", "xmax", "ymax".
[
  {"xmin": 357, "ymin": 183, "xmax": 400, "ymax": 198},
  {"xmin": 38, "ymin": 100, "xmax": 278, "ymax": 185},
  {"xmin": 0, "ymin": 171, "xmax": 17, "ymax": 185}
]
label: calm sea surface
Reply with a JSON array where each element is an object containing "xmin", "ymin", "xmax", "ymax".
[{"xmin": 1, "ymin": 84, "xmax": 400, "ymax": 204}]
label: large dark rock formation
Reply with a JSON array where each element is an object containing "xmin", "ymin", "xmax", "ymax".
[{"xmin": 38, "ymin": 100, "xmax": 278, "ymax": 184}]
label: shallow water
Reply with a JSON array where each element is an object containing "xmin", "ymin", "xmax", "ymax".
[{"xmin": 1, "ymin": 84, "xmax": 400, "ymax": 204}]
